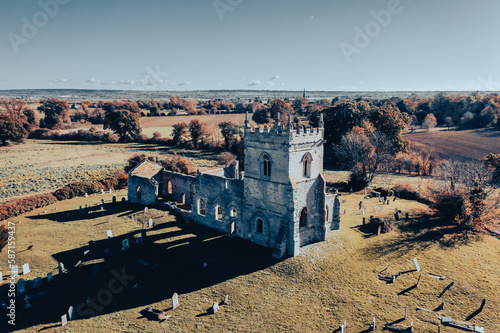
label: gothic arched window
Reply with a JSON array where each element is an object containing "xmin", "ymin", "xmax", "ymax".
[
  {"xmin": 299, "ymin": 207, "xmax": 308, "ymax": 228},
  {"xmin": 262, "ymin": 154, "xmax": 272, "ymax": 178},
  {"xmin": 303, "ymin": 153, "xmax": 312, "ymax": 178}
]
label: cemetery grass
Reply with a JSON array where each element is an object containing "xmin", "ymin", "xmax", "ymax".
[
  {"xmin": 0, "ymin": 140, "xmax": 219, "ymax": 203},
  {"xmin": 1, "ymin": 192, "xmax": 499, "ymax": 332}
]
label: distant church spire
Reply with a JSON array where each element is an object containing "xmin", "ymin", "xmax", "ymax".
[{"xmin": 303, "ymin": 88, "xmax": 306, "ymax": 99}]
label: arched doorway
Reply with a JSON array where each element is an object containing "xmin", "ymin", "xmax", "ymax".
[
  {"xmin": 137, "ymin": 186, "xmax": 142, "ymax": 202},
  {"xmin": 299, "ymin": 207, "xmax": 308, "ymax": 228}
]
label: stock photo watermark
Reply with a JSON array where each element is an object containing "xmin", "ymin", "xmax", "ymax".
[
  {"xmin": 76, "ymin": 267, "xmax": 136, "ymax": 318},
  {"xmin": 7, "ymin": 0, "xmax": 71, "ymax": 54},
  {"xmin": 476, "ymin": 75, "xmax": 499, "ymax": 91},
  {"xmin": 213, "ymin": 0, "xmax": 243, "ymax": 21},
  {"xmin": 339, "ymin": 0, "xmax": 410, "ymax": 63},
  {"xmin": 6, "ymin": 222, "xmax": 17, "ymax": 326}
]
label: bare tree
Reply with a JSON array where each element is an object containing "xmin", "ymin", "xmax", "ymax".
[{"xmin": 335, "ymin": 130, "xmax": 393, "ymax": 188}]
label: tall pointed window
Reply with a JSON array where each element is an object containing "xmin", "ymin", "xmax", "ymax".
[
  {"xmin": 303, "ymin": 153, "xmax": 312, "ymax": 178},
  {"xmin": 198, "ymin": 198, "xmax": 206, "ymax": 216},
  {"xmin": 262, "ymin": 154, "xmax": 271, "ymax": 178},
  {"xmin": 299, "ymin": 207, "xmax": 308, "ymax": 228},
  {"xmin": 137, "ymin": 186, "xmax": 142, "ymax": 202}
]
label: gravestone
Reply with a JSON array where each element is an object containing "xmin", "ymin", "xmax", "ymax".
[
  {"xmin": 101, "ymin": 199, "xmax": 105, "ymax": 205},
  {"xmin": 85, "ymin": 193, "xmax": 88, "ymax": 198},
  {"xmin": 413, "ymin": 258, "xmax": 420, "ymax": 272},
  {"xmin": 231, "ymin": 222, "xmax": 236, "ymax": 234},
  {"xmin": 107, "ymin": 230, "xmax": 113, "ymax": 239},
  {"xmin": 363, "ymin": 218, "xmax": 366, "ymax": 225},
  {"xmin": 136, "ymin": 236, "xmax": 143, "ymax": 244},
  {"xmin": 74, "ymin": 260, "xmax": 82, "ymax": 268},
  {"xmin": 109, "ymin": 189, "xmax": 113, "ymax": 194},
  {"xmin": 33, "ymin": 277, "xmax": 42, "ymax": 288},
  {"xmin": 23, "ymin": 263, "xmax": 30, "ymax": 275},
  {"xmin": 405, "ymin": 212, "xmax": 409, "ymax": 219},
  {"xmin": 47, "ymin": 272, "xmax": 53, "ymax": 281},
  {"xmin": 0, "ymin": 271, "xmax": 2, "ymax": 283},
  {"xmin": 149, "ymin": 218, "xmax": 153, "ymax": 228},
  {"xmin": 109, "ymin": 216, "xmax": 112, "ymax": 223},
  {"xmin": 211, "ymin": 302, "xmax": 220, "ymax": 314},
  {"xmin": 112, "ymin": 195, "xmax": 117, "ymax": 204},
  {"xmin": 61, "ymin": 314, "xmax": 68, "ymax": 326},
  {"xmin": 394, "ymin": 213, "xmax": 400, "ymax": 221},
  {"xmin": 370, "ymin": 318, "xmax": 376, "ymax": 331},
  {"xmin": 359, "ymin": 201, "xmax": 363, "ymax": 209},
  {"xmin": 101, "ymin": 205, "xmax": 104, "ymax": 210},
  {"xmin": 58, "ymin": 262, "xmax": 66, "ymax": 274},
  {"xmin": 17, "ymin": 278, "xmax": 26, "ymax": 295},
  {"xmin": 144, "ymin": 207, "xmax": 149, "ymax": 215},
  {"xmin": 340, "ymin": 321, "xmax": 347, "ymax": 333},
  {"xmin": 222, "ymin": 295, "xmax": 229, "ymax": 305},
  {"xmin": 362, "ymin": 209, "xmax": 365, "ymax": 215},
  {"xmin": 372, "ymin": 205, "xmax": 378, "ymax": 213},
  {"xmin": 379, "ymin": 205, "xmax": 384, "ymax": 212},
  {"xmin": 131, "ymin": 215, "xmax": 135, "ymax": 222},
  {"xmin": 68, "ymin": 305, "xmax": 76, "ymax": 320},
  {"xmin": 122, "ymin": 239, "xmax": 130, "ymax": 251},
  {"xmin": 84, "ymin": 250, "xmax": 90, "ymax": 256},
  {"xmin": 172, "ymin": 293, "xmax": 180, "ymax": 309},
  {"xmin": 101, "ymin": 189, "xmax": 105, "ymax": 194}
]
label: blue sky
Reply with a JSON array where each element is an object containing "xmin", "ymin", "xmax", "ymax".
[{"xmin": 1, "ymin": 0, "xmax": 499, "ymax": 91}]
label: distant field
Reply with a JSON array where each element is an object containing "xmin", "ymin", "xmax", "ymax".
[{"xmin": 404, "ymin": 128, "xmax": 500, "ymax": 161}]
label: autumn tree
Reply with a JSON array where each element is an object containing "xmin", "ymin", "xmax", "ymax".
[
  {"xmin": 172, "ymin": 122, "xmax": 189, "ymax": 145},
  {"xmin": 422, "ymin": 113, "xmax": 437, "ymax": 131},
  {"xmin": 103, "ymin": 109, "xmax": 141, "ymax": 142},
  {"xmin": 369, "ymin": 105, "xmax": 409, "ymax": 152},
  {"xmin": 189, "ymin": 119, "xmax": 207, "ymax": 148},
  {"xmin": 218, "ymin": 121, "xmax": 239, "ymax": 151},
  {"xmin": 1, "ymin": 98, "xmax": 38, "ymax": 132},
  {"xmin": 0, "ymin": 114, "xmax": 28, "ymax": 145},
  {"xmin": 37, "ymin": 98, "xmax": 70, "ymax": 129}
]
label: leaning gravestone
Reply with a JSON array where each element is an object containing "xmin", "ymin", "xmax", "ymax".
[
  {"xmin": 61, "ymin": 314, "xmax": 68, "ymax": 327},
  {"xmin": 413, "ymin": 258, "xmax": 420, "ymax": 272},
  {"xmin": 23, "ymin": 263, "xmax": 30, "ymax": 275},
  {"xmin": 68, "ymin": 306, "xmax": 76, "ymax": 320},
  {"xmin": 58, "ymin": 262, "xmax": 66, "ymax": 274},
  {"xmin": 17, "ymin": 278, "xmax": 26, "ymax": 295},
  {"xmin": 144, "ymin": 207, "xmax": 149, "ymax": 214},
  {"xmin": 122, "ymin": 239, "xmax": 130, "ymax": 251},
  {"xmin": 47, "ymin": 272, "xmax": 53, "ymax": 282},
  {"xmin": 33, "ymin": 277, "xmax": 42, "ymax": 288},
  {"xmin": 107, "ymin": 230, "xmax": 113, "ymax": 239},
  {"xmin": 148, "ymin": 218, "xmax": 153, "ymax": 228},
  {"xmin": 85, "ymin": 193, "xmax": 88, "ymax": 198},
  {"xmin": 172, "ymin": 293, "xmax": 180, "ymax": 309},
  {"xmin": 0, "ymin": 271, "xmax": 2, "ymax": 283},
  {"xmin": 379, "ymin": 205, "xmax": 384, "ymax": 212},
  {"xmin": 211, "ymin": 302, "xmax": 220, "ymax": 314},
  {"xmin": 101, "ymin": 189, "xmax": 105, "ymax": 195},
  {"xmin": 372, "ymin": 205, "xmax": 378, "ymax": 213}
]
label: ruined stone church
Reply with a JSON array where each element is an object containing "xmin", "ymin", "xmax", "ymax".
[{"xmin": 127, "ymin": 113, "xmax": 340, "ymax": 258}]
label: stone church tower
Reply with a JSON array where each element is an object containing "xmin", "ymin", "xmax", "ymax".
[{"xmin": 242, "ymin": 112, "xmax": 335, "ymax": 258}]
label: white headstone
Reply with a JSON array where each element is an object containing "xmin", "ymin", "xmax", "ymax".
[
  {"xmin": 122, "ymin": 239, "xmax": 130, "ymax": 251},
  {"xmin": 23, "ymin": 263, "xmax": 30, "ymax": 275},
  {"xmin": 413, "ymin": 258, "xmax": 421, "ymax": 272},
  {"xmin": 172, "ymin": 293, "xmax": 180, "ymax": 309},
  {"xmin": 33, "ymin": 277, "xmax": 42, "ymax": 288},
  {"xmin": 361, "ymin": 209, "xmax": 365, "ymax": 215},
  {"xmin": 395, "ymin": 207, "xmax": 399, "ymax": 214},
  {"xmin": 101, "ymin": 189, "xmax": 105, "ymax": 194},
  {"xmin": 47, "ymin": 272, "xmax": 53, "ymax": 281},
  {"xmin": 68, "ymin": 305, "xmax": 76, "ymax": 320},
  {"xmin": 109, "ymin": 189, "xmax": 112, "ymax": 193},
  {"xmin": 85, "ymin": 193, "xmax": 88, "ymax": 198},
  {"xmin": 131, "ymin": 215, "xmax": 135, "ymax": 222},
  {"xmin": 340, "ymin": 321, "xmax": 347, "ymax": 333},
  {"xmin": 0, "ymin": 271, "xmax": 2, "ymax": 284},
  {"xmin": 107, "ymin": 230, "xmax": 113, "ymax": 239},
  {"xmin": 61, "ymin": 314, "xmax": 68, "ymax": 326},
  {"xmin": 84, "ymin": 250, "xmax": 90, "ymax": 256},
  {"xmin": 148, "ymin": 218, "xmax": 153, "ymax": 228},
  {"xmin": 144, "ymin": 207, "xmax": 149, "ymax": 214},
  {"xmin": 379, "ymin": 205, "xmax": 384, "ymax": 212},
  {"xmin": 17, "ymin": 278, "xmax": 26, "ymax": 295},
  {"xmin": 212, "ymin": 302, "xmax": 219, "ymax": 314},
  {"xmin": 372, "ymin": 205, "xmax": 378, "ymax": 213},
  {"xmin": 109, "ymin": 216, "xmax": 112, "ymax": 223},
  {"xmin": 58, "ymin": 262, "xmax": 65, "ymax": 274}
]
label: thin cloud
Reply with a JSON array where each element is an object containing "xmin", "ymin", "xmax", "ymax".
[
  {"xmin": 248, "ymin": 80, "xmax": 262, "ymax": 87},
  {"xmin": 269, "ymin": 75, "xmax": 280, "ymax": 81}
]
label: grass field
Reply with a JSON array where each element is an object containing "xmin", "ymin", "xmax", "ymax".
[{"xmin": 1, "ymin": 191, "xmax": 498, "ymax": 332}]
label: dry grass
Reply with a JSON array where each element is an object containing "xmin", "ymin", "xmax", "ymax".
[{"xmin": 1, "ymin": 192, "xmax": 498, "ymax": 332}]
